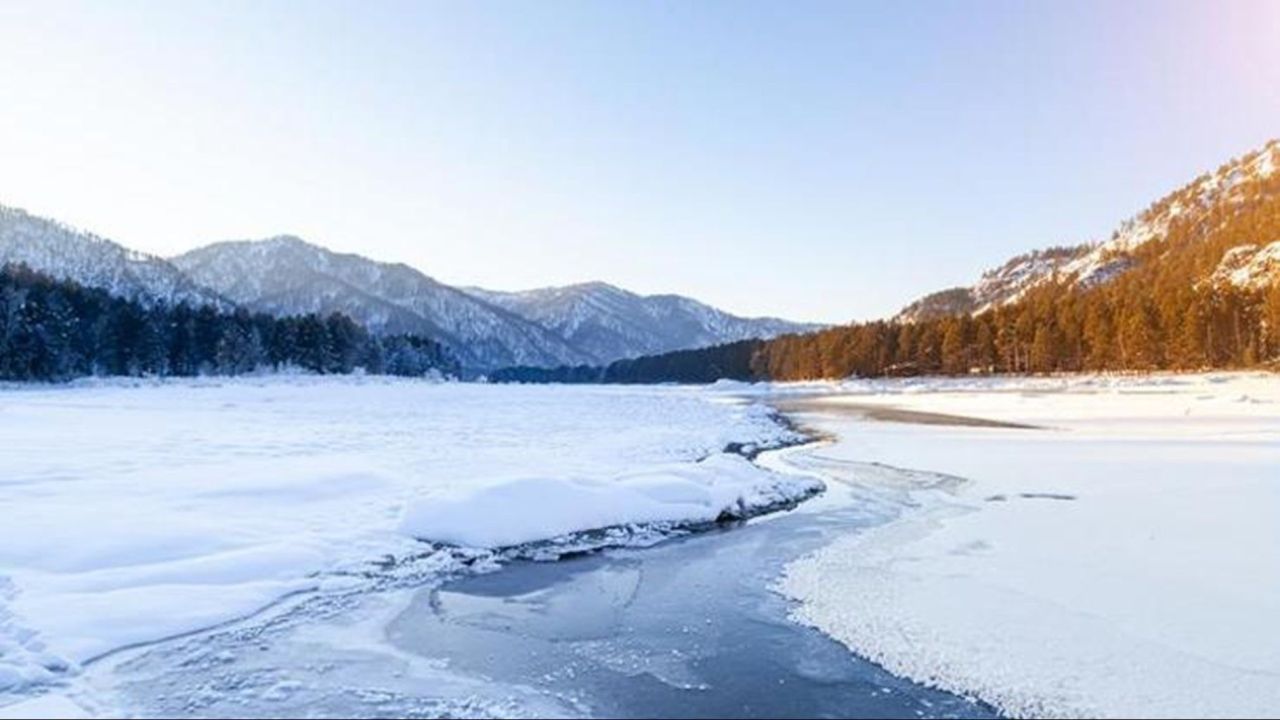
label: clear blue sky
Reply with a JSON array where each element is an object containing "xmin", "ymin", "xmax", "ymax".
[{"xmin": 1, "ymin": 1, "xmax": 1278, "ymax": 323}]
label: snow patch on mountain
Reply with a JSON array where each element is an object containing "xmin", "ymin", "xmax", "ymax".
[{"xmin": 1207, "ymin": 241, "xmax": 1280, "ymax": 289}]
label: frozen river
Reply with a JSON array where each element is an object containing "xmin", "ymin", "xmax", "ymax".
[
  {"xmin": 386, "ymin": 455, "xmax": 994, "ymax": 719},
  {"xmin": 78, "ymin": 437, "xmax": 993, "ymax": 719}
]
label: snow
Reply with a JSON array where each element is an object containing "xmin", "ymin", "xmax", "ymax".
[
  {"xmin": 773, "ymin": 372, "xmax": 1280, "ymax": 718},
  {"xmin": 1209, "ymin": 240, "xmax": 1280, "ymax": 289},
  {"xmin": 399, "ymin": 453, "xmax": 820, "ymax": 548},
  {"xmin": 7, "ymin": 371, "xmax": 1275, "ymax": 718},
  {"xmin": 0, "ymin": 694, "xmax": 90, "ymax": 719},
  {"xmin": 0, "ymin": 377, "xmax": 796, "ymax": 706}
]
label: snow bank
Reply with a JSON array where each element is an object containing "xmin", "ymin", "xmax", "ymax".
[
  {"xmin": 400, "ymin": 453, "xmax": 821, "ymax": 548},
  {"xmin": 0, "ymin": 378, "xmax": 796, "ymax": 707},
  {"xmin": 774, "ymin": 372, "xmax": 1280, "ymax": 718}
]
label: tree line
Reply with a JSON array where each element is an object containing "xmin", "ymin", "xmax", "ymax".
[
  {"xmin": 750, "ymin": 278, "xmax": 1280, "ymax": 381},
  {"xmin": 0, "ymin": 264, "xmax": 458, "ymax": 381},
  {"xmin": 495, "ymin": 276, "xmax": 1280, "ymax": 384}
]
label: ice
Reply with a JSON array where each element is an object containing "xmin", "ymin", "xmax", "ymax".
[
  {"xmin": 774, "ymin": 372, "xmax": 1280, "ymax": 718},
  {"xmin": 0, "ymin": 377, "xmax": 795, "ymax": 706}
]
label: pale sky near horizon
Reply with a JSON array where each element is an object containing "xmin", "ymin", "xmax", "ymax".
[{"xmin": 1, "ymin": 1, "xmax": 1279, "ymax": 323}]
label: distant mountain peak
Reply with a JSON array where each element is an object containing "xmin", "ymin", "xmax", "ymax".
[
  {"xmin": 172, "ymin": 239, "xmax": 596, "ymax": 371},
  {"xmin": 4, "ymin": 202, "xmax": 820, "ymax": 372},
  {"xmin": 466, "ymin": 282, "xmax": 820, "ymax": 365}
]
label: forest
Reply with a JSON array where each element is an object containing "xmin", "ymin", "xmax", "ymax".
[
  {"xmin": 0, "ymin": 264, "xmax": 458, "ymax": 381},
  {"xmin": 497, "ymin": 276, "xmax": 1280, "ymax": 384}
]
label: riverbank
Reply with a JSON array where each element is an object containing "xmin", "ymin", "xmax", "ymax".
[
  {"xmin": 378, "ymin": 440, "xmax": 995, "ymax": 719},
  {"xmin": 772, "ymin": 372, "xmax": 1280, "ymax": 718}
]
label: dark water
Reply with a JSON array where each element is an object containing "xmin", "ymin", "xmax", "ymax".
[{"xmin": 387, "ymin": 466, "xmax": 996, "ymax": 719}]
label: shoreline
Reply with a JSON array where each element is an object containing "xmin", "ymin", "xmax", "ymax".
[
  {"xmin": 769, "ymin": 396, "xmax": 1044, "ymax": 429},
  {"xmin": 769, "ymin": 376, "xmax": 1280, "ymax": 718}
]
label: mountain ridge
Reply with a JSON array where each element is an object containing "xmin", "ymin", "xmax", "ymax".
[
  {"xmin": 464, "ymin": 281, "xmax": 818, "ymax": 365},
  {"xmin": 0, "ymin": 204, "xmax": 227, "ymax": 308},
  {"xmin": 171, "ymin": 237, "xmax": 597, "ymax": 371},
  {"xmin": 0, "ymin": 201, "xmax": 821, "ymax": 372},
  {"xmin": 897, "ymin": 139, "xmax": 1280, "ymax": 322}
]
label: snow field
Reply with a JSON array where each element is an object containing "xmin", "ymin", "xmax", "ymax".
[
  {"xmin": 0, "ymin": 377, "xmax": 803, "ymax": 709},
  {"xmin": 772, "ymin": 372, "xmax": 1280, "ymax": 718}
]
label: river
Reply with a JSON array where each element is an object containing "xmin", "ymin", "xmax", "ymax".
[{"xmin": 84, "ymin": 403, "xmax": 996, "ymax": 719}]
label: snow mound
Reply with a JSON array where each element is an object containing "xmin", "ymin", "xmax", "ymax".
[{"xmin": 399, "ymin": 453, "xmax": 822, "ymax": 548}]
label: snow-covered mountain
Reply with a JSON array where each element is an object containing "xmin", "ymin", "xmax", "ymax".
[
  {"xmin": 896, "ymin": 246, "xmax": 1089, "ymax": 322},
  {"xmin": 465, "ymin": 282, "xmax": 818, "ymax": 365},
  {"xmin": 0, "ymin": 201, "xmax": 817, "ymax": 372},
  {"xmin": 0, "ymin": 204, "xmax": 224, "ymax": 307},
  {"xmin": 898, "ymin": 139, "xmax": 1280, "ymax": 322},
  {"xmin": 172, "ymin": 237, "xmax": 596, "ymax": 371}
]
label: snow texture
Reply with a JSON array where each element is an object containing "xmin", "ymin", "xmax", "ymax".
[
  {"xmin": 772, "ymin": 372, "xmax": 1280, "ymax": 719},
  {"xmin": 399, "ymin": 452, "xmax": 820, "ymax": 548}
]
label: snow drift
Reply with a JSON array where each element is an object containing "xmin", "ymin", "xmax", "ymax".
[{"xmin": 399, "ymin": 453, "xmax": 821, "ymax": 548}]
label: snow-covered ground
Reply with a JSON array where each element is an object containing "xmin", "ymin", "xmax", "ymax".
[
  {"xmin": 0, "ymin": 377, "xmax": 810, "ymax": 714},
  {"xmin": 771, "ymin": 372, "xmax": 1280, "ymax": 718},
  {"xmin": 5, "ymin": 372, "xmax": 1276, "ymax": 719}
]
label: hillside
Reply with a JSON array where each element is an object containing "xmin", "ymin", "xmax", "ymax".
[
  {"xmin": 172, "ymin": 237, "xmax": 598, "ymax": 371},
  {"xmin": 0, "ymin": 205, "xmax": 224, "ymax": 308},
  {"xmin": 466, "ymin": 281, "xmax": 816, "ymax": 365},
  {"xmin": 898, "ymin": 140, "xmax": 1280, "ymax": 322}
]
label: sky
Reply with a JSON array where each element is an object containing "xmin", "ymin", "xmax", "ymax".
[{"xmin": 1, "ymin": 1, "xmax": 1279, "ymax": 323}]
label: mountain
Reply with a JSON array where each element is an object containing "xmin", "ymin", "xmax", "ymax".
[
  {"xmin": 464, "ymin": 281, "xmax": 818, "ymax": 365},
  {"xmin": 171, "ymin": 237, "xmax": 596, "ymax": 371},
  {"xmin": 896, "ymin": 246, "xmax": 1088, "ymax": 323},
  {"xmin": 897, "ymin": 139, "xmax": 1280, "ymax": 321},
  {"xmin": 0, "ymin": 202, "xmax": 817, "ymax": 373},
  {"xmin": 0, "ymin": 204, "xmax": 224, "ymax": 307}
]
